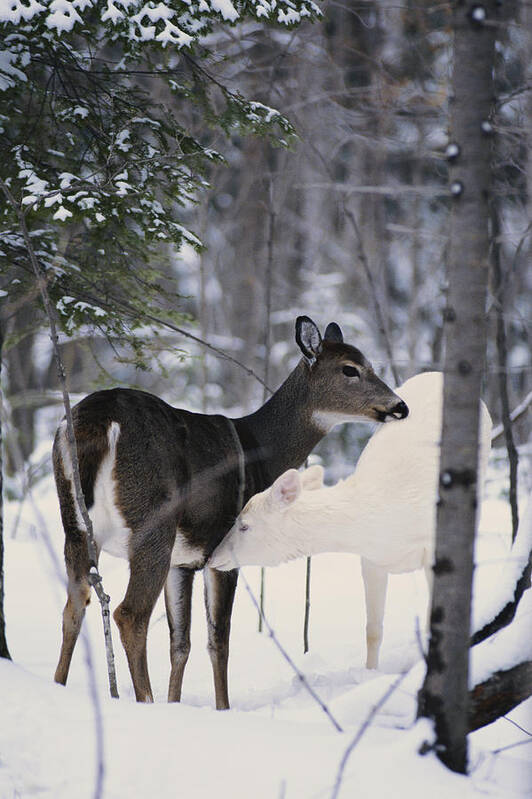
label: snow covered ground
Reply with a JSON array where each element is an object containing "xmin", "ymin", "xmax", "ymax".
[{"xmin": 1, "ymin": 452, "xmax": 531, "ymax": 799}]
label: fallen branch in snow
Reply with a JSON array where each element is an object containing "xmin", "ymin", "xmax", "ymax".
[{"xmin": 469, "ymin": 661, "xmax": 532, "ymax": 731}]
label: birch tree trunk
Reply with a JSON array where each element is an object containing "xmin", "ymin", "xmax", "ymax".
[{"xmin": 417, "ymin": 1, "xmax": 497, "ymax": 774}]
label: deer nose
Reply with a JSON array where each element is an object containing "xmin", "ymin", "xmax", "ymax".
[{"xmin": 390, "ymin": 400, "xmax": 409, "ymax": 419}]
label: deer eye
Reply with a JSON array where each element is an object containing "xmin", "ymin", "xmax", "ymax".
[
  {"xmin": 239, "ymin": 522, "xmax": 249, "ymax": 533},
  {"xmin": 342, "ymin": 365, "xmax": 360, "ymax": 378}
]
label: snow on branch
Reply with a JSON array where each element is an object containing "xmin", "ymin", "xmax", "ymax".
[
  {"xmin": 471, "ymin": 578, "xmax": 532, "ymax": 687},
  {"xmin": 0, "ymin": 0, "xmax": 322, "ymax": 39},
  {"xmin": 472, "ymin": 497, "xmax": 532, "ymax": 645}
]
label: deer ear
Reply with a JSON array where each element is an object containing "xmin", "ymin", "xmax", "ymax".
[
  {"xmin": 301, "ymin": 464, "xmax": 324, "ymax": 491},
  {"xmin": 324, "ymin": 322, "xmax": 344, "ymax": 343},
  {"xmin": 295, "ymin": 316, "xmax": 322, "ymax": 364},
  {"xmin": 269, "ymin": 469, "xmax": 302, "ymax": 508}
]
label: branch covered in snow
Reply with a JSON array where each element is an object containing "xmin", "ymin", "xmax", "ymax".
[
  {"xmin": 0, "ymin": 0, "xmax": 321, "ymax": 40},
  {"xmin": 471, "ymin": 497, "xmax": 532, "ymax": 646},
  {"xmin": 1, "ymin": 0, "xmax": 320, "ymax": 362}
]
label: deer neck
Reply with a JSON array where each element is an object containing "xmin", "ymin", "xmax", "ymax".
[
  {"xmin": 289, "ymin": 481, "xmax": 362, "ymax": 557},
  {"xmin": 235, "ymin": 361, "xmax": 323, "ymax": 484}
]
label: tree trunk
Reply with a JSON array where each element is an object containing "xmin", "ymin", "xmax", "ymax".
[
  {"xmin": 417, "ymin": 2, "xmax": 497, "ymax": 774},
  {"xmin": 0, "ymin": 318, "xmax": 11, "ymax": 659},
  {"xmin": 5, "ymin": 304, "xmax": 37, "ymax": 472}
]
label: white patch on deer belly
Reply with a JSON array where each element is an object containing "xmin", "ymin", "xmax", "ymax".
[
  {"xmin": 90, "ymin": 422, "xmax": 131, "ymax": 559},
  {"xmin": 170, "ymin": 532, "xmax": 205, "ymax": 568}
]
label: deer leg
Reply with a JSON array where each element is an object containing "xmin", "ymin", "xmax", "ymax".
[
  {"xmin": 54, "ymin": 530, "xmax": 95, "ymax": 686},
  {"xmin": 165, "ymin": 566, "xmax": 195, "ymax": 702},
  {"xmin": 203, "ymin": 566, "xmax": 238, "ymax": 710},
  {"xmin": 114, "ymin": 539, "xmax": 172, "ymax": 703},
  {"xmin": 361, "ymin": 557, "xmax": 388, "ymax": 670}
]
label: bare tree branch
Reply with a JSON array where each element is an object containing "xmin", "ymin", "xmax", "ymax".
[
  {"xmin": 471, "ymin": 499, "xmax": 532, "ymax": 646},
  {"xmin": 0, "ymin": 322, "xmax": 11, "ymax": 660},
  {"xmin": 491, "ymin": 197, "xmax": 519, "ymax": 540},
  {"xmin": 259, "ymin": 174, "xmax": 276, "ymax": 633},
  {"xmin": 0, "ymin": 177, "xmax": 119, "ymax": 707},
  {"xmin": 343, "ymin": 205, "xmax": 400, "ymax": 385},
  {"xmin": 491, "ymin": 391, "xmax": 532, "ymax": 444}
]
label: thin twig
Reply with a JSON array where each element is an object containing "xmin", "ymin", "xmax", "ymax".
[
  {"xmin": 501, "ymin": 715, "xmax": 532, "ymax": 737},
  {"xmin": 294, "ymin": 131, "xmax": 401, "ymax": 385},
  {"xmin": 303, "ymin": 555, "xmax": 311, "ymax": 654},
  {"xmin": 238, "ymin": 565, "xmax": 344, "ymax": 734},
  {"xmin": 72, "ymin": 289, "xmax": 273, "ymax": 393},
  {"xmin": 0, "ymin": 324, "xmax": 11, "ymax": 660},
  {"xmin": 259, "ymin": 175, "xmax": 276, "ymax": 633},
  {"xmin": 491, "ymin": 391, "xmax": 532, "ymax": 444},
  {"xmin": 490, "ymin": 202, "xmax": 519, "ymax": 540},
  {"xmin": 491, "ymin": 738, "xmax": 532, "ymax": 755},
  {"xmin": 0, "ymin": 176, "xmax": 119, "ymax": 704},
  {"xmin": 343, "ymin": 205, "xmax": 400, "ymax": 385},
  {"xmin": 330, "ymin": 671, "xmax": 408, "ymax": 799}
]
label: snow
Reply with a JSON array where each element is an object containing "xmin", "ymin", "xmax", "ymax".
[
  {"xmin": 472, "ymin": 588, "xmax": 532, "ymax": 686},
  {"xmin": 1, "ymin": 455, "xmax": 531, "ymax": 798},
  {"xmin": 46, "ymin": 0, "xmax": 82, "ymax": 33},
  {"xmin": 473, "ymin": 496, "xmax": 532, "ymax": 632},
  {"xmin": 52, "ymin": 204, "xmax": 73, "ymax": 221},
  {"xmin": 210, "ymin": 0, "xmax": 238, "ymax": 23},
  {"xmin": 0, "ymin": 0, "xmax": 321, "ymax": 35},
  {"xmin": 0, "ymin": 48, "xmax": 28, "ymax": 91}
]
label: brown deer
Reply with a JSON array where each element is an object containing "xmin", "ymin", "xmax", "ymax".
[{"xmin": 53, "ymin": 316, "xmax": 408, "ymax": 707}]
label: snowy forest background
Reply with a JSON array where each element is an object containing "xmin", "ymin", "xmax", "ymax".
[{"xmin": 1, "ymin": 0, "xmax": 531, "ymax": 797}]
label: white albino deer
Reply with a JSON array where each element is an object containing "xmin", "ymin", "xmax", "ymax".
[
  {"xmin": 209, "ymin": 372, "xmax": 492, "ymax": 669},
  {"xmin": 53, "ymin": 316, "xmax": 408, "ymax": 706}
]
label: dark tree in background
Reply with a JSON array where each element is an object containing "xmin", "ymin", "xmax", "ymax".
[{"xmin": 418, "ymin": 1, "xmax": 498, "ymax": 773}]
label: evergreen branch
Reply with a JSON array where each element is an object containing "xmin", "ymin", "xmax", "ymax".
[{"xmin": 67, "ymin": 288, "xmax": 273, "ymax": 393}]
